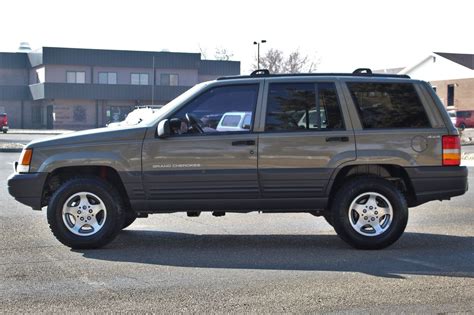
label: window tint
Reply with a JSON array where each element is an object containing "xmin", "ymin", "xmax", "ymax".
[
  {"xmin": 265, "ymin": 82, "xmax": 344, "ymax": 131},
  {"xmin": 171, "ymin": 84, "xmax": 259, "ymax": 135},
  {"xmin": 457, "ymin": 111, "xmax": 472, "ymax": 118},
  {"xmin": 347, "ymin": 82, "xmax": 431, "ymax": 129}
]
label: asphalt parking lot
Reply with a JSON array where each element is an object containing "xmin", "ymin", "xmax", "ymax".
[{"xmin": 1, "ymin": 148, "xmax": 473, "ymax": 313}]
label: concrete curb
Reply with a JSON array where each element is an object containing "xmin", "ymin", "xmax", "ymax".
[
  {"xmin": 0, "ymin": 148, "xmax": 22, "ymax": 153},
  {"xmin": 5, "ymin": 129, "xmax": 73, "ymax": 135}
]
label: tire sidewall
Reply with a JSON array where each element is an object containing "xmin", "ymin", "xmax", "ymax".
[
  {"xmin": 47, "ymin": 177, "xmax": 123, "ymax": 249},
  {"xmin": 332, "ymin": 177, "xmax": 408, "ymax": 249}
]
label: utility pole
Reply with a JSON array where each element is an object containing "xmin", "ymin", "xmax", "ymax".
[
  {"xmin": 151, "ymin": 56, "xmax": 155, "ymax": 106},
  {"xmin": 253, "ymin": 40, "xmax": 267, "ymax": 69}
]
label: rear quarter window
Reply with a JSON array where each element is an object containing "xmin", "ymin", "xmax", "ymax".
[{"xmin": 347, "ymin": 82, "xmax": 431, "ymax": 129}]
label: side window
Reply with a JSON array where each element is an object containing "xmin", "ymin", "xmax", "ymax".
[
  {"xmin": 170, "ymin": 84, "xmax": 259, "ymax": 135},
  {"xmin": 264, "ymin": 82, "xmax": 344, "ymax": 131},
  {"xmin": 347, "ymin": 82, "xmax": 431, "ymax": 129}
]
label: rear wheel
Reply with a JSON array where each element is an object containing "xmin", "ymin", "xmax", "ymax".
[
  {"xmin": 331, "ymin": 177, "xmax": 408, "ymax": 249},
  {"xmin": 47, "ymin": 177, "xmax": 124, "ymax": 249}
]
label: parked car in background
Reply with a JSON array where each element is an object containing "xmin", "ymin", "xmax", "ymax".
[
  {"xmin": 447, "ymin": 110, "xmax": 456, "ymax": 126},
  {"xmin": 216, "ymin": 111, "xmax": 252, "ymax": 132},
  {"xmin": 0, "ymin": 113, "xmax": 8, "ymax": 133},
  {"xmin": 107, "ymin": 106, "xmax": 163, "ymax": 128},
  {"xmin": 455, "ymin": 110, "xmax": 474, "ymax": 130}
]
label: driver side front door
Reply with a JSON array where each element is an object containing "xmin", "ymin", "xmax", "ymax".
[{"xmin": 142, "ymin": 83, "xmax": 262, "ymax": 205}]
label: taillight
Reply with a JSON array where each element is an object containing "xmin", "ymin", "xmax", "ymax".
[{"xmin": 442, "ymin": 135, "xmax": 461, "ymax": 166}]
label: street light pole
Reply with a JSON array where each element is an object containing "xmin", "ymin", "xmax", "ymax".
[{"xmin": 253, "ymin": 40, "xmax": 267, "ymax": 69}]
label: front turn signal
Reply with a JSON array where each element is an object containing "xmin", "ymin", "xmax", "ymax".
[{"xmin": 18, "ymin": 148, "xmax": 33, "ymax": 173}]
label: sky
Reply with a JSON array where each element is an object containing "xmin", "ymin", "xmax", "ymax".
[{"xmin": 1, "ymin": 0, "xmax": 473, "ymax": 73}]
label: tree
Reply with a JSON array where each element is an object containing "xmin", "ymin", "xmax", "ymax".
[
  {"xmin": 253, "ymin": 48, "xmax": 319, "ymax": 73},
  {"xmin": 258, "ymin": 48, "xmax": 284, "ymax": 74}
]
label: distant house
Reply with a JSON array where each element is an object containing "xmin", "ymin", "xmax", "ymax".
[{"xmin": 376, "ymin": 52, "xmax": 474, "ymax": 111}]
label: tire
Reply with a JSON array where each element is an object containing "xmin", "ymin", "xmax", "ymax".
[
  {"xmin": 459, "ymin": 123, "xmax": 466, "ymax": 131},
  {"xmin": 121, "ymin": 211, "xmax": 137, "ymax": 229},
  {"xmin": 330, "ymin": 177, "xmax": 408, "ymax": 250},
  {"xmin": 2, "ymin": 130, "xmax": 6, "ymax": 134},
  {"xmin": 47, "ymin": 177, "xmax": 124, "ymax": 249}
]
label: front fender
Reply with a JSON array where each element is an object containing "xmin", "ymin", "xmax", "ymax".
[{"xmin": 30, "ymin": 141, "xmax": 142, "ymax": 174}]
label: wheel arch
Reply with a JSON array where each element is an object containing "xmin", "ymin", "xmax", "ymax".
[
  {"xmin": 327, "ymin": 164, "xmax": 416, "ymax": 208},
  {"xmin": 41, "ymin": 166, "xmax": 131, "ymax": 210}
]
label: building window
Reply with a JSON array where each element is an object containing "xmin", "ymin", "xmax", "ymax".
[
  {"xmin": 160, "ymin": 73, "xmax": 179, "ymax": 86},
  {"xmin": 447, "ymin": 84, "xmax": 455, "ymax": 106},
  {"xmin": 66, "ymin": 71, "xmax": 85, "ymax": 84},
  {"xmin": 131, "ymin": 73, "xmax": 149, "ymax": 85},
  {"xmin": 98, "ymin": 72, "xmax": 117, "ymax": 84}
]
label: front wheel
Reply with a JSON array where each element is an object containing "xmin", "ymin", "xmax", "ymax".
[
  {"xmin": 47, "ymin": 177, "xmax": 124, "ymax": 249},
  {"xmin": 331, "ymin": 177, "xmax": 408, "ymax": 249}
]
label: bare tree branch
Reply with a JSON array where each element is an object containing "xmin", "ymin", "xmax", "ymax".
[{"xmin": 252, "ymin": 48, "xmax": 319, "ymax": 74}]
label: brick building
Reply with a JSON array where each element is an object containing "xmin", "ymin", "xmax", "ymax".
[{"xmin": 0, "ymin": 47, "xmax": 240, "ymax": 129}]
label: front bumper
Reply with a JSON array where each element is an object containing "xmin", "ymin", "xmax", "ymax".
[
  {"xmin": 406, "ymin": 166, "xmax": 468, "ymax": 206},
  {"xmin": 8, "ymin": 172, "xmax": 48, "ymax": 210}
]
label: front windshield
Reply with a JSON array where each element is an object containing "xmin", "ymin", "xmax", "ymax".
[{"xmin": 138, "ymin": 82, "xmax": 210, "ymax": 126}]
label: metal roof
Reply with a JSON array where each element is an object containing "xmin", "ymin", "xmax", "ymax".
[
  {"xmin": 0, "ymin": 53, "xmax": 29, "ymax": 69},
  {"xmin": 199, "ymin": 60, "xmax": 240, "ymax": 75},
  {"xmin": 434, "ymin": 52, "xmax": 474, "ymax": 70},
  {"xmin": 41, "ymin": 47, "xmax": 202, "ymax": 69}
]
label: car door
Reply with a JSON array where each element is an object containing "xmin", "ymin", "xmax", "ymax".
[
  {"xmin": 257, "ymin": 80, "xmax": 356, "ymax": 198},
  {"xmin": 142, "ymin": 83, "xmax": 262, "ymax": 203}
]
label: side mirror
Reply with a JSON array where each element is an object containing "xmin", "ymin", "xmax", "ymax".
[{"xmin": 157, "ymin": 119, "xmax": 170, "ymax": 138}]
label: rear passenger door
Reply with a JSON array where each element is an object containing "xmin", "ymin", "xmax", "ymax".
[
  {"xmin": 257, "ymin": 80, "xmax": 356, "ymax": 198},
  {"xmin": 343, "ymin": 80, "xmax": 443, "ymax": 166}
]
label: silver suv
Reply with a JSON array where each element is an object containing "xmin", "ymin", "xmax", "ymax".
[{"xmin": 8, "ymin": 69, "xmax": 468, "ymax": 249}]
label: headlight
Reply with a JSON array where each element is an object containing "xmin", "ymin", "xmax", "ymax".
[{"xmin": 17, "ymin": 148, "xmax": 33, "ymax": 173}]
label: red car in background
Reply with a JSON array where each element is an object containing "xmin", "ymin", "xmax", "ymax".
[
  {"xmin": 456, "ymin": 110, "xmax": 474, "ymax": 130},
  {"xmin": 0, "ymin": 113, "xmax": 8, "ymax": 133}
]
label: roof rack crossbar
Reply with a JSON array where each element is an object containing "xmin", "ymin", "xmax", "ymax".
[{"xmin": 250, "ymin": 69, "xmax": 270, "ymax": 76}]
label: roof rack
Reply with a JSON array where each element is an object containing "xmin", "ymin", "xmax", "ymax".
[{"xmin": 217, "ymin": 68, "xmax": 410, "ymax": 80}]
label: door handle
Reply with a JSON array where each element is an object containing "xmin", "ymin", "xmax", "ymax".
[
  {"xmin": 325, "ymin": 136, "xmax": 349, "ymax": 142},
  {"xmin": 232, "ymin": 140, "xmax": 256, "ymax": 146}
]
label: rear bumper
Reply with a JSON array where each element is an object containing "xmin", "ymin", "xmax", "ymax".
[
  {"xmin": 8, "ymin": 172, "xmax": 48, "ymax": 210},
  {"xmin": 406, "ymin": 166, "xmax": 468, "ymax": 206}
]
